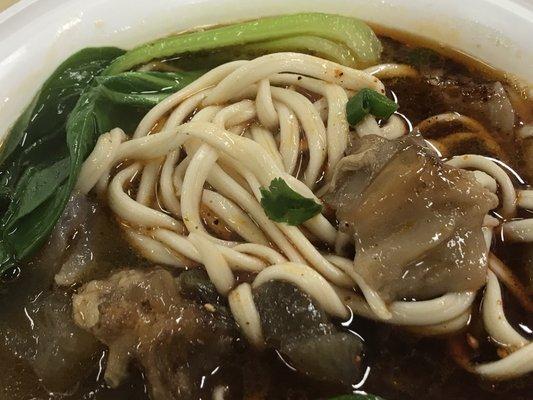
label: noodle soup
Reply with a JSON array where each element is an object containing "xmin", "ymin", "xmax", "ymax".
[{"xmin": 0, "ymin": 13, "xmax": 531, "ymax": 400}]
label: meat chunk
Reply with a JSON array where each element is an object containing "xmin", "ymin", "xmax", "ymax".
[
  {"xmin": 1, "ymin": 290, "xmax": 101, "ymax": 393},
  {"xmin": 37, "ymin": 193, "xmax": 139, "ymax": 287},
  {"xmin": 327, "ymin": 135, "xmax": 498, "ymax": 301},
  {"xmin": 73, "ymin": 268, "xmax": 237, "ymax": 400},
  {"xmin": 432, "ymin": 80, "xmax": 515, "ymax": 135},
  {"xmin": 254, "ymin": 281, "xmax": 364, "ymax": 385}
]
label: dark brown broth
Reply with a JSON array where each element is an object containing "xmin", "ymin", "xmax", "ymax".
[{"xmin": 1, "ymin": 27, "xmax": 533, "ymax": 400}]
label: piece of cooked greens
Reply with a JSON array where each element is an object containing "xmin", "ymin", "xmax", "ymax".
[
  {"xmin": 260, "ymin": 178, "xmax": 323, "ymax": 225},
  {"xmin": 0, "ymin": 61, "xmax": 200, "ymax": 274},
  {"xmin": 105, "ymin": 13, "xmax": 382, "ymax": 73},
  {"xmin": 95, "ymin": 70, "xmax": 203, "ymax": 108},
  {"xmin": 0, "ymin": 47, "xmax": 124, "ymax": 272},
  {"xmin": 346, "ymin": 88, "xmax": 398, "ymax": 126}
]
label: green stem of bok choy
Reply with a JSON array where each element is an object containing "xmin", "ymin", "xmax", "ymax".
[{"xmin": 105, "ymin": 13, "xmax": 382, "ymax": 73}]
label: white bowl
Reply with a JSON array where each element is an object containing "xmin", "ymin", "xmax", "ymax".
[{"xmin": 0, "ymin": 0, "xmax": 532, "ymax": 138}]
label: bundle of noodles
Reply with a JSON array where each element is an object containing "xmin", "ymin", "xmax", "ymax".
[{"xmin": 71, "ymin": 51, "xmax": 533, "ymax": 385}]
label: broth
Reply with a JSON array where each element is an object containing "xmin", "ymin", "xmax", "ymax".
[{"xmin": 0, "ymin": 25, "xmax": 532, "ymax": 400}]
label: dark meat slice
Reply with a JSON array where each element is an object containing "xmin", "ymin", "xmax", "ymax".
[
  {"xmin": 327, "ymin": 135, "xmax": 498, "ymax": 301},
  {"xmin": 176, "ymin": 269, "xmax": 222, "ymax": 305},
  {"xmin": 73, "ymin": 268, "xmax": 237, "ymax": 400},
  {"xmin": 431, "ymin": 79, "xmax": 515, "ymax": 135},
  {"xmin": 282, "ymin": 332, "xmax": 364, "ymax": 385},
  {"xmin": 27, "ymin": 291, "xmax": 102, "ymax": 392},
  {"xmin": 36, "ymin": 193, "xmax": 140, "ymax": 287},
  {"xmin": 1, "ymin": 290, "xmax": 101, "ymax": 393},
  {"xmin": 254, "ymin": 281, "xmax": 364, "ymax": 386}
]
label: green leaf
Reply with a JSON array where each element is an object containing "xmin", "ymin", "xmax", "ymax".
[
  {"xmin": 3, "ymin": 158, "xmax": 70, "ymax": 226},
  {"xmin": 8, "ymin": 182, "xmax": 71, "ymax": 260},
  {"xmin": 0, "ymin": 47, "xmax": 125, "ymax": 170},
  {"xmin": 0, "ymin": 241, "xmax": 12, "ymax": 272},
  {"xmin": 96, "ymin": 71, "xmax": 202, "ymax": 93},
  {"xmin": 0, "ymin": 47, "xmax": 125, "ymax": 211},
  {"xmin": 0, "ymin": 49, "xmax": 206, "ymax": 273},
  {"xmin": 95, "ymin": 70, "xmax": 203, "ymax": 108},
  {"xmin": 346, "ymin": 88, "xmax": 398, "ymax": 126},
  {"xmin": 328, "ymin": 394, "xmax": 386, "ymax": 400},
  {"xmin": 0, "ymin": 47, "xmax": 125, "ymax": 272},
  {"xmin": 105, "ymin": 13, "xmax": 382, "ymax": 74},
  {"xmin": 260, "ymin": 178, "xmax": 322, "ymax": 225}
]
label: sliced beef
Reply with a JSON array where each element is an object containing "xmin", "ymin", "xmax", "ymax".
[
  {"xmin": 254, "ymin": 281, "xmax": 364, "ymax": 386},
  {"xmin": 429, "ymin": 79, "xmax": 515, "ymax": 135},
  {"xmin": 73, "ymin": 268, "xmax": 237, "ymax": 400},
  {"xmin": 327, "ymin": 135, "xmax": 498, "ymax": 301},
  {"xmin": 27, "ymin": 291, "xmax": 102, "ymax": 392},
  {"xmin": 1, "ymin": 290, "xmax": 101, "ymax": 393},
  {"xmin": 42, "ymin": 193, "xmax": 139, "ymax": 287}
]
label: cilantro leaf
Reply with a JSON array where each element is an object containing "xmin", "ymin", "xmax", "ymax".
[{"xmin": 260, "ymin": 178, "xmax": 323, "ymax": 225}]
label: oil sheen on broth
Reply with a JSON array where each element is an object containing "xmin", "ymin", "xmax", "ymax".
[{"xmin": 0, "ymin": 21, "xmax": 532, "ymax": 400}]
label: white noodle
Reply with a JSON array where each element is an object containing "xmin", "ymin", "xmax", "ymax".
[
  {"xmin": 203, "ymin": 52, "xmax": 384, "ymax": 105},
  {"xmin": 76, "ymin": 128, "xmax": 127, "ymax": 194},
  {"xmin": 406, "ymin": 311, "xmax": 471, "ymax": 336},
  {"xmin": 483, "ymin": 270, "xmax": 529, "ymax": 348},
  {"xmin": 124, "ymin": 229, "xmax": 184, "ymax": 267},
  {"xmin": 188, "ymin": 233, "xmax": 234, "ymax": 295},
  {"xmin": 251, "ymin": 125, "xmax": 285, "ymax": 171},
  {"xmin": 339, "ymin": 288, "xmax": 476, "ymax": 326},
  {"xmin": 228, "ymin": 283, "xmax": 264, "ymax": 348},
  {"xmin": 275, "ymin": 102, "xmax": 300, "ymax": 174},
  {"xmin": 159, "ymin": 150, "xmax": 182, "ymax": 216},
  {"xmin": 253, "ymin": 262, "xmax": 349, "ymax": 318},
  {"xmin": 134, "ymin": 61, "xmax": 247, "ymax": 138},
  {"xmin": 364, "ymin": 63, "xmax": 419, "ymax": 79},
  {"xmin": 517, "ymin": 189, "xmax": 533, "ymax": 209},
  {"xmin": 232, "ymin": 243, "xmax": 287, "ymax": 265},
  {"xmin": 108, "ymin": 163, "xmax": 182, "ymax": 231},
  {"xmin": 474, "ymin": 342, "xmax": 533, "ymax": 379},
  {"xmin": 501, "ymin": 219, "xmax": 533, "ymax": 242},
  {"xmin": 135, "ymin": 159, "xmax": 161, "ymax": 206},
  {"xmin": 202, "ymin": 189, "xmax": 269, "ymax": 245},
  {"xmin": 256, "ymin": 78, "xmax": 278, "ymax": 130}
]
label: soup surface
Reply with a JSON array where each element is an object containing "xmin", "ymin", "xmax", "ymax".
[{"xmin": 0, "ymin": 14, "xmax": 532, "ymax": 400}]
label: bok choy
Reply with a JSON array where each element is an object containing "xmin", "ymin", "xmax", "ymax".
[{"xmin": 105, "ymin": 13, "xmax": 382, "ymax": 73}]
